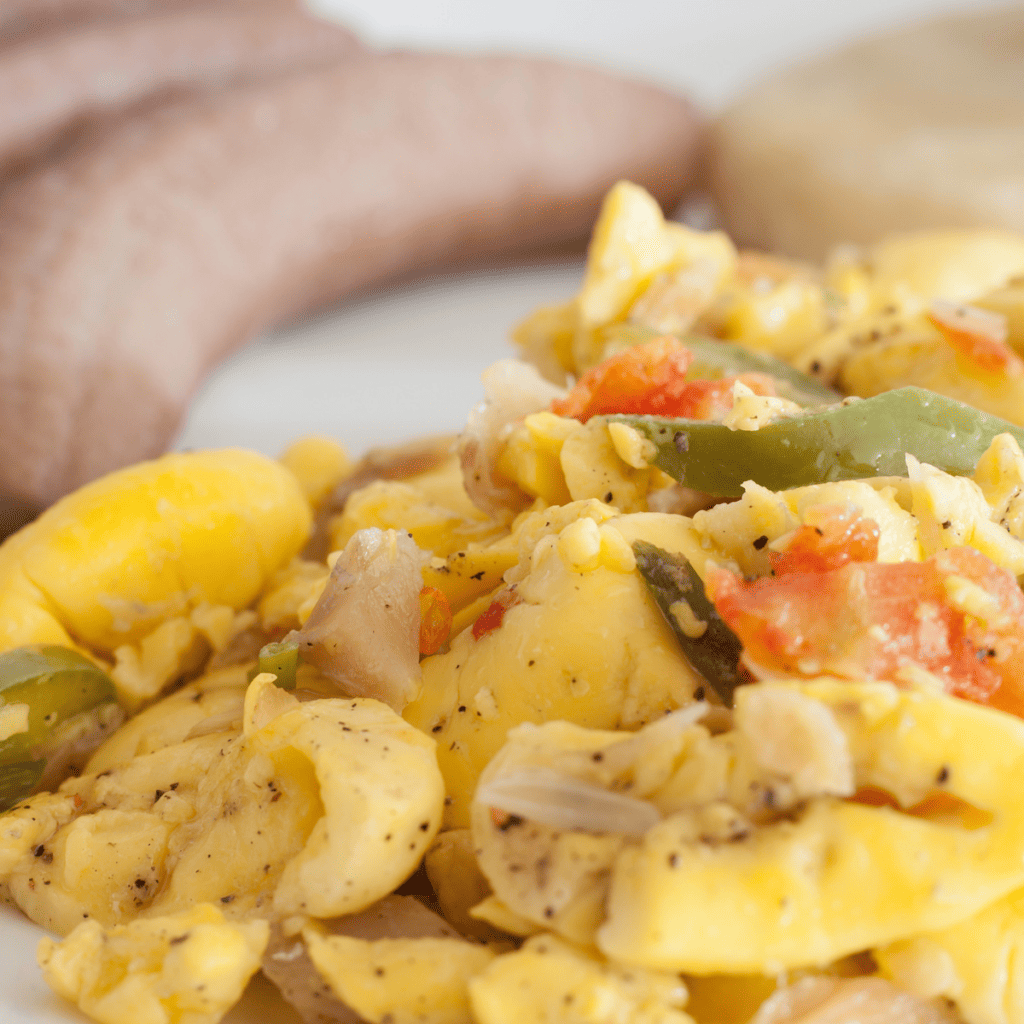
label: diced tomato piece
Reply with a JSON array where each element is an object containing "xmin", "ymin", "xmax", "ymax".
[
  {"xmin": 552, "ymin": 337, "xmax": 691, "ymax": 420},
  {"xmin": 849, "ymin": 786, "xmax": 901, "ymax": 810},
  {"xmin": 471, "ymin": 587, "xmax": 521, "ymax": 641},
  {"xmin": 672, "ymin": 376, "xmax": 760, "ymax": 422},
  {"xmin": 929, "ymin": 300, "xmax": 1016, "ymax": 374},
  {"xmin": 490, "ymin": 807, "xmax": 523, "ymax": 829},
  {"xmin": 550, "ymin": 336, "xmax": 775, "ymax": 422},
  {"xmin": 419, "ymin": 586, "xmax": 452, "ymax": 655},
  {"xmin": 849, "ymin": 786, "xmax": 992, "ymax": 829},
  {"xmin": 769, "ymin": 504, "xmax": 880, "ymax": 575},
  {"xmin": 707, "ymin": 543, "xmax": 1024, "ymax": 716}
]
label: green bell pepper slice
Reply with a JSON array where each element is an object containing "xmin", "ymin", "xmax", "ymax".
[
  {"xmin": 633, "ymin": 541, "xmax": 743, "ymax": 707},
  {"xmin": 0, "ymin": 645, "xmax": 120, "ymax": 810},
  {"xmin": 611, "ymin": 387, "xmax": 1024, "ymax": 498},
  {"xmin": 599, "ymin": 325, "xmax": 841, "ymax": 408}
]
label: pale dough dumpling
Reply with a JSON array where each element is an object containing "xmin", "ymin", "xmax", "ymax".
[{"xmin": 707, "ymin": 8, "xmax": 1024, "ymax": 259}]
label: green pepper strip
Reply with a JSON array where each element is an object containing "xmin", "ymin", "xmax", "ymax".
[
  {"xmin": 249, "ymin": 640, "xmax": 300, "ymax": 691},
  {"xmin": 599, "ymin": 325, "xmax": 841, "ymax": 408},
  {"xmin": 0, "ymin": 645, "xmax": 118, "ymax": 811},
  {"xmin": 0, "ymin": 762, "xmax": 45, "ymax": 811},
  {"xmin": 611, "ymin": 387, "xmax": 1024, "ymax": 498},
  {"xmin": 633, "ymin": 541, "xmax": 743, "ymax": 707}
]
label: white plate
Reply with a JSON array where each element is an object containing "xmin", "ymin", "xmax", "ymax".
[{"xmin": 176, "ymin": 259, "xmax": 586, "ymax": 461}]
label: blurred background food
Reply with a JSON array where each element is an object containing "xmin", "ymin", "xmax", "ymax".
[
  {"xmin": 0, "ymin": 1, "xmax": 359, "ymax": 181},
  {"xmin": 0, "ymin": 0, "xmax": 699, "ymax": 526},
  {"xmin": 707, "ymin": 6, "xmax": 1024, "ymax": 258},
  {"xmin": 178, "ymin": 0, "xmax": 1024, "ymax": 462}
]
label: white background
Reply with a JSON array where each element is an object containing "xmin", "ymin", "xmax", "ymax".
[
  {"xmin": 311, "ymin": 0, "xmax": 994, "ymax": 108},
  {"xmin": 7, "ymin": 2, "xmax": 1006, "ymax": 1022},
  {"xmin": 176, "ymin": 0, "xmax": 1002, "ymax": 463}
]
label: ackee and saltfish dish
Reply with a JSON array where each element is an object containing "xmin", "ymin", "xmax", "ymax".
[{"xmin": 3, "ymin": 182, "xmax": 1024, "ymax": 1024}]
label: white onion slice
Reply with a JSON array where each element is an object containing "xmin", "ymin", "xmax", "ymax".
[
  {"xmin": 459, "ymin": 359, "xmax": 566, "ymax": 519},
  {"xmin": 287, "ymin": 527, "xmax": 422, "ymax": 712},
  {"xmin": 929, "ymin": 299, "xmax": 1008, "ymax": 344},
  {"xmin": 475, "ymin": 767, "xmax": 661, "ymax": 837},
  {"xmin": 751, "ymin": 976, "xmax": 962, "ymax": 1024}
]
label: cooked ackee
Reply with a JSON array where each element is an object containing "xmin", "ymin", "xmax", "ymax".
[{"xmin": 6, "ymin": 181, "xmax": 1024, "ymax": 1024}]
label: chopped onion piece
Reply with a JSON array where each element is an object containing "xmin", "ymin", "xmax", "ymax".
[
  {"xmin": 286, "ymin": 528, "xmax": 422, "ymax": 712},
  {"xmin": 476, "ymin": 767, "xmax": 661, "ymax": 837},
  {"xmin": 736, "ymin": 688, "xmax": 854, "ymax": 799},
  {"xmin": 588, "ymin": 703, "xmax": 708, "ymax": 777},
  {"xmin": 751, "ymin": 976, "xmax": 961, "ymax": 1024},
  {"xmin": 183, "ymin": 704, "xmax": 243, "ymax": 741},
  {"xmin": 459, "ymin": 359, "xmax": 566, "ymax": 519}
]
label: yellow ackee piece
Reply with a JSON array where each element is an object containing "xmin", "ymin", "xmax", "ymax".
[
  {"xmin": 512, "ymin": 300, "xmax": 578, "ymax": 383},
  {"xmin": 279, "ymin": 435, "xmax": 353, "ymax": 509},
  {"xmin": 599, "ymin": 680, "xmax": 1024, "ymax": 974},
  {"xmin": 777, "ymin": 480, "xmax": 922, "ymax": 564},
  {"xmin": 796, "ymin": 231, "xmax": 1024, "ymax": 384},
  {"xmin": 497, "ymin": 413, "xmax": 576, "ymax": 507},
  {"xmin": 0, "ymin": 684, "xmax": 443, "ymax": 935},
  {"xmin": 877, "ymin": 886, "xmax": 1024, "ymax": 1024},
  {"xmin": 404, "ymin": 510, "xmax": 701, "ymax": 827},
  {"xmin": 258, "ymin": 557, "xmax": 331, "ymax": 633},
  {"xmin": 704, "ymin": 251, "xmax": 831, "ymax": 361},
  {"xmin": 511, "ymin": 183, "xmax": 737, "ymax": 380},
  {"xmin": 469, "ymin": 895, "xmax": 542, "ymax": 938},
  {"xmin": 38, "ymin": 903, "xmax": 268, "ymax": 1024},
  {"xmin": 683, "ymin": 974, "xmax": 778, "ymax": 1024},
  {"xmin": 838, "ymin": 313, "xmax": 1024, "ymax": 427},
  {"xmin": 104, "ymin": 602, "xmax": 257, "ymax": 708},
  {"xmin": 261, "ymin": 698, "xmax": 444, "ymax": 920},
  {"xmin": 560, "ymin": 419, "xmax": 655, "ymax": 512},
  {"xmin": 86, "ymin": 665, "xmax": 248, "ymax": 773},
  {"xmin": 574, "ymin": 183, "xmax": 736, "ymax": 373},
  {"xmin": 848, "ymin": 231, "xmax": 1024, "ymax": 317},
  {"xmin": 0, "ymin": 449, "xmax": 311, "ymax": 657},
  {"xmin": 974, "ymin": 433, "xmax": 1024, "ymax": 543},
  {"xmin": 470, "ymin": 679, "xmax": 1024, "ymax": 976},
  {"xmin": 303, "ymin": 927, "xmax": 496, "ymax": 1024},
  {"xmin": 681, "ymin": 436, "xmax": 1024, "ymax": 587},
  {"xmin": 425, "ymin": 829, "xmax": 501, "ymax": 942},
  {"xmin": 686, "ymin": 478, "xmax": 920, "ymax": 581},
  {"xmin": 906, "ymin": 454, "xmax": 1024, "ymax": 577},
  {"xmin": 421, "ymin": 538, "xmax": 518, "ymax": 618},
  {"xmin": 329, "ymin": 455, "xmax": 503, "ymax": 557},
  {"xmin": 423, "ymin": 491, "xmax": 657, "ymax": 630},
  {"xmin": 469, "ymin": 934, "xmax": 694, "ymax": 1024},
  {"xmin": 109, "ymin": 616, "xmax": 202, "ymax": 707},
  {"xmin": 498, "ymin": 413, "xmax": 661, "ymax": 515}
]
